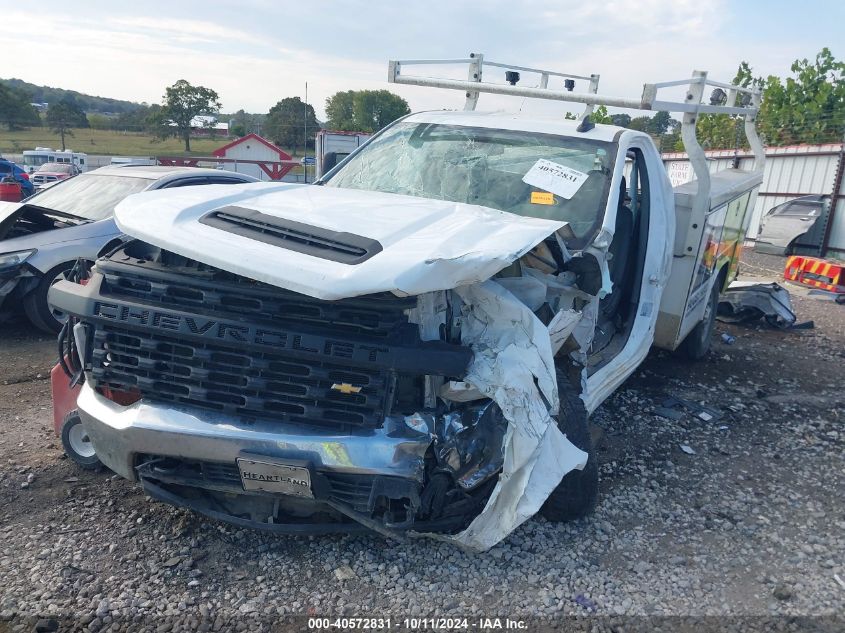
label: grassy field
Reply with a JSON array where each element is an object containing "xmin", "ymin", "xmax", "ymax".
[{"xmin": 0, "ymin": 127, "xmax": 300, "ymax": 157}]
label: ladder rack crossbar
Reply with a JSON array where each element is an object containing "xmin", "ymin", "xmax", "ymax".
[
  {"xmin": 388, "ymin": 56, "xmax": 760, "ymax": 117},
  {"xmin": 481, "ymin": 61, "xmax": 594, "ymax": 81},
  {"xmin": 386, "ymin": 53, "xmax": 766, "ymax": 205}
]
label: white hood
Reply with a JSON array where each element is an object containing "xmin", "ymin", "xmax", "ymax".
[{"xmin": 114, "ymin": 182, "xmax": 564, "ymax": 300}]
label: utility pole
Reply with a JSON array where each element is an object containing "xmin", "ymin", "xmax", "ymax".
[{"xmin": 304, "ymin": 82, "xmax": 308, "ymax": 184}]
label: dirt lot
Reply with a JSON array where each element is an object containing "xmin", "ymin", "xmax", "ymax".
[{"xmin": 0, "ymin": 252, "xmax": 843, "ymax": 631}]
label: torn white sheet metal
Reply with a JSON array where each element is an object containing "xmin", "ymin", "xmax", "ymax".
[
  {"xmin": 439, "ymin": 380, "xmax": 485, "ymax": 402},
  {"xmin": 420, "ymin": 280, "xmax": 587, "ymax": 552},
  {"xmin": 548, "ymin": 309, "xmax": 583, "ymax": 355},
  {"xmin": 114, "ymin": 183, "xmax": 565, "ymax": 301},
  {"xmin": 717, "ymin": 280, "xmax": 797, "ymax": 327},
  {"xmin": 406, "ymin": 291, "xmax": 448, "ymax": 341}
]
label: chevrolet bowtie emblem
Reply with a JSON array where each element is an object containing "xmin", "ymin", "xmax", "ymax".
[{"xmin": 331, "ymin": 383, "xmax": 362, "ymax": 394}]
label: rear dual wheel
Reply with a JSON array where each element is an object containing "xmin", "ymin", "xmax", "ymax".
[{"xmin": 679, "ymin": 281, "xmax": 720, "ymax": 361}]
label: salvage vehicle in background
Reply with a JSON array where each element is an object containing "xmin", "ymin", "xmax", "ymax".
[
  {"xmin": 0, "ymin": 165, "xmax": 257, "ymax": 333},
  {"xmin": 49, "ymin": 55, "xmax": 765, "ymax": 551},
  {"xmin": 755, "ymin": 194, "xmax": 830, "ymax": 256},
  {"xmin": 31, "ymin": 162, "xmax": 81, "ymax": 190}
]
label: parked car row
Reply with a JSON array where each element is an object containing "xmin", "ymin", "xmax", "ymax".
[
  {"xmin": 0, "ymin": 157, "xmax": 35, "ymax": 199},
  {"xmin": 30, "ymin": 162, "xmax": 82, "ymax": 190},
  {"xmin": 0, "ymin": 165, "xmax": 257, "ymax": 332}
]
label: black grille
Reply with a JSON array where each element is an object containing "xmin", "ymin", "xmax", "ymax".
[
  {"xmin": 137, "ymin": 455, "xmax": 376, "ymax": 510},
  {"xmin": 91, "ymin": 325, "xmax": 392, "ymax": 431},
  {"xmin": 99, "ymin": 262, "xmax": 413, "ymax": 339}
]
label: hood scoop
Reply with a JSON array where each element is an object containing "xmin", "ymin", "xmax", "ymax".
[{"xmin": 199, "ymin": 205, "xmax": 383, "ymax": 265}]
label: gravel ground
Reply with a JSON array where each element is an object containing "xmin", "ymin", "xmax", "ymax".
[{"xmin": 0, "ymin": 252, "xmax": 843, "ymax": 632}]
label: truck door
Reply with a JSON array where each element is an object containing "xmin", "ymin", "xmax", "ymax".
[{"xmin": 582, "ymin": 136, "xmax": 675, "ymax": 412}]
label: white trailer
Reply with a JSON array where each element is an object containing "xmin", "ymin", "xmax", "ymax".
[
  {"xmin": 22, "ymin": 148, "xmax": 89, "ymax": 173},
  {"xmin": 314, "ymin": 129, "xmax": 372, "ymax": 179}
]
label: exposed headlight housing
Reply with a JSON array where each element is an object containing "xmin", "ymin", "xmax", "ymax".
[{"xmin": 0, "ymin": 249, "xmax": 36, "ymax": 271}]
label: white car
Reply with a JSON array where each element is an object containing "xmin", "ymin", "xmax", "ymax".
[{"xmin": 0, "ymin": 165, "xmax": 257, "ymax": 332}]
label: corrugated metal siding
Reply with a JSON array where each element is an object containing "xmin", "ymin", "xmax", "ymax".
[{"xmin": 662, "ymin": 144, "xmax": 843, "ymax": 251}]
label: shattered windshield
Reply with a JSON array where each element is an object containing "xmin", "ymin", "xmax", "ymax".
[{"xmin": 324, "ymin": 121, "xmax": 616, "ymax": 244}]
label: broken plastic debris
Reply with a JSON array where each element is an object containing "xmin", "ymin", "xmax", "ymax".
[
  {"xmin": 439, "ymin": 380, "xmax": 484, "ymax": 403},
  {"xmin": 654, "ymin": 406, "xmax": 684, "ymax": 421},
  {"xmin": 662, "ymin": 396, "xmax": 722, "ymax": 422},
  {"xmin": 404, "ymin": 413, "xmax": 432, "ymax": 435},
  {"xmin": 717, "ymin": 281, "xmax": 797, "ymax": 328},
  {"xmin": 679, "ymin": 444, "xmax": 696, "ymax": 455}
]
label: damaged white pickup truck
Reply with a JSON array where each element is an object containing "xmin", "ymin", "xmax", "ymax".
[{"xmin": 48, "ymin": 56, "xmax": 765, "ymax": 551}]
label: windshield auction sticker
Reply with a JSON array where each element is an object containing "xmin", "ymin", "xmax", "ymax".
[{"xmin": 522, "ymin": 159, "xmax": 588, "ymax": 199}]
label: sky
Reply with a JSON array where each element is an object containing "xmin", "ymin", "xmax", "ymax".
[{"xmin": 1, "ymin": 0, "xmax": 842, "ymax": 121}]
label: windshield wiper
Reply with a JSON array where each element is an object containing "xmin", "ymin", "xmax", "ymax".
[{"xmin": 24, "ymin": 204, "xmax": 92, "ymax": 224}]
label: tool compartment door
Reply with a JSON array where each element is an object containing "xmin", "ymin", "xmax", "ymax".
[{"xmin": 654, "ymin": 169, "xmax": 761, "ymax": 350}]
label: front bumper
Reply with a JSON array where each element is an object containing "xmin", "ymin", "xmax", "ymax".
[
  {"xmin": 76, "ymin": 383, "xmax": 431, "ymax": 483},
  {"xmin": 0, "ymin": 265, "xmax": 38, "ymax": 309}
]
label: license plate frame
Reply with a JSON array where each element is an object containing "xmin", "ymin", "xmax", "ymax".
[{"xmin": 236, "ymin": 457, "xmax": 314, "ymax": 498}]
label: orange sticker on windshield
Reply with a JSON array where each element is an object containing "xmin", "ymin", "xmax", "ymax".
[{"xmin": 531, "ymin": 191, "xmax": 554, "ymax": 205}]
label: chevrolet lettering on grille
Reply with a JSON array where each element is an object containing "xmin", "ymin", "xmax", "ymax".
[{"xmin": 91, "ymin": 300, "xmax": 388, "ymax": 363}]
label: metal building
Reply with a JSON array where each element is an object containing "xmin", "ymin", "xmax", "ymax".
[{"xmin": 662, "ymin": 143, "xmax": 845, "ymax": 257}]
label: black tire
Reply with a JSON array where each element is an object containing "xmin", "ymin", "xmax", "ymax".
[
  {"xmin": 60, "ymin": 411, "xmax": 102, "ymax": 471},
  {"xmin": 679, "ymin": 280, "xmax": 720, "ymax": 361},
  {"xmin": 23, "ymin": 262, "xmax": 74, "ymax": 334},
  {"xmin": 539, "ymin": 370, "xmax": 598, "ymax": 522}
]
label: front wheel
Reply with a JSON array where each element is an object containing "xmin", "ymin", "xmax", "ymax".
[
  {"xmin": 23, "ymin": 262, "xmax": 74, "ymax": 333},
  {"xmin": 679, "ymin": 280, "xmax": 720, "ymax": 361},
  {"xmin": 539, "ymin": 370, "xmax": 598, "ymax": 522},
  {"xmin": 61, "ymin": 412, "xmax": 102, "ymax": 471}
]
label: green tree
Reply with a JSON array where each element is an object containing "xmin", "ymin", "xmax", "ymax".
[
  {"xmin": 692, "ymin": 49, "xmax": 845, "ymax": 150},
  {"xmin": 759, "ymin": 48, "xmax": 844, "ymax": 145},
  {"xmin": 649, "ymin": 111, "xmax": 672, "ymax": 135},
  {"xmin": 325, "ymin": 90, "xmax": 409, "ymax": 132},
  {"xmin": 46, "ymin": 99, "xmax": 88, "ymax": 150},
  {"xmin": 226, "ymin": 109, "xmax": 265, "ymax": 138},
  {"xmin": 590, "ymin": 105, "xmax": 613, "ymax": 124},
  {"xmin": 325, "ymin": 91, "xmax": 356, "ymax": 130},
  {"xmin": 610, "ymin": 113, "xmax": 631, "ymax": 127},
  {"xmin": 352, "ymin": 90, "xmax": 410, "ymax": 132},
  {"xmin": 264, "ymin": 97, "xmax": 319, "ymax": 155},
  {"xmin": 0, "ymin": 83, "xmax": 39, "ymax": 131},
  {"xmin": 114, "ymin": 104, "xmax": 152, "ymax": 132},
  {"xmin": 157, "ymin": 80, "xmax": 221, "ymax": 152},
  {"xmin": 87, "ymin": 113, "xmax": 112, "ymax": 130}
]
